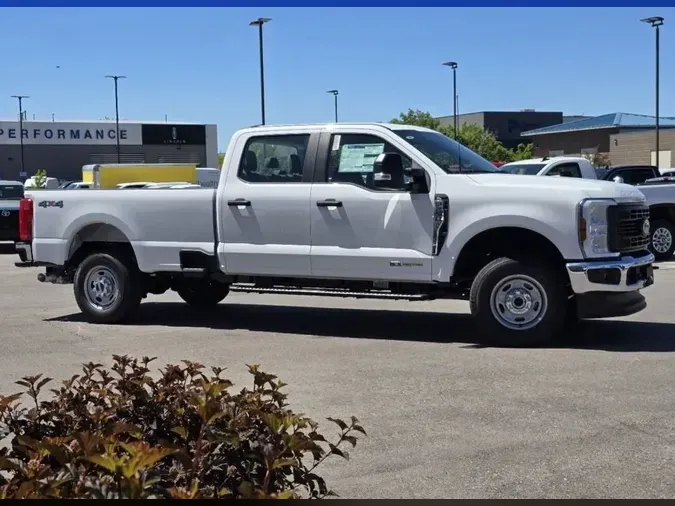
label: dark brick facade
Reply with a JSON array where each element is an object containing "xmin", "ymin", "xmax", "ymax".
[
  {"xmin": 528, "ymin": 129, "xmax": 617, "ymax": 158},
  {"xmin": 437, "ymin": 111, "xmax": 563, "ymax": 150}
]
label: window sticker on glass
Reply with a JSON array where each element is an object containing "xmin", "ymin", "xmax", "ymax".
[
  {"xmin": 331, "ymin": 135, "xmax": 342, "ymax": 151},
  {"xmin": 338, "ymin": 143, "xmax": 385, "ymax": 173}
]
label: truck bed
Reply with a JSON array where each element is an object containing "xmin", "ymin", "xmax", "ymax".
[{"xmin": 29, "ymin": 188, "xmax": 216, "ymax": 272}]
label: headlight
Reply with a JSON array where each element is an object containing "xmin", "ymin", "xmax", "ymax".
[{"xmin": 577, "ymin": 198, "xmax": 618, "ymax": 259}]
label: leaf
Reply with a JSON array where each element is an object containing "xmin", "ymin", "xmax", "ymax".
[
  {"xmin": 342, "ymin": 435, "xmax": 358, "ymax": 447},
  {"xmin": 0, "ymin": 457, "xmax": 28, "ymax": 475},
  {"xmin": 329, "ymin": 444, "xmax": 349, "ymax": 460},
  {"xmin": 276, "ymin": 490, "xmax": 296, "ymax": 499},
  {"xmin": 112, "ymin": 423, "xmax": 144, "ymax": 437},
  {"xmin": 36, "ymin": 376, "xmax": 53, "ymax": 392},
  {"xmin": 0, "ymin": 392, "xmax": 22, "ymax": 408},
  {"xmin": 271, "ymin": 458, "xmax": 298, "ymax": 470},
  {"xmin": 326, "ymin": 417, "xmax": 348, "ymax": 431},
  {"xmin": 87, "ymin": 455, "xmax": 118, "ymax": 473},
  {"xmin": 352, "ymin": 424, "xmax": 367, "ymax": 436},
  {"xmin": 171, "ymin": 426, "xmax": 188, "ymax": 439}
]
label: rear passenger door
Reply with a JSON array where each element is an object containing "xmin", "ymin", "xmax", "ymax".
[{"xmin": 218, "ymin": 132, "xmax": 318, "ymax": 277}]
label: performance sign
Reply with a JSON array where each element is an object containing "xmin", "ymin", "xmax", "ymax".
[{"xmin": 0, "ymin": 121, "xmax": 142, "ymax": 145}]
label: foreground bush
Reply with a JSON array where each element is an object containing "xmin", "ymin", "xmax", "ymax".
[{"xmin": 0, "ymin": 355, "xmax": 365, "ymax": 499}]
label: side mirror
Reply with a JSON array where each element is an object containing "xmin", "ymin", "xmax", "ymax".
[
  {"xmin": 613, "ymin": 175, "xmax": 624, "ymax": 184},
  {"xmin": 373, "ymin": 152, "xmax": 406, "ymax": 190}
]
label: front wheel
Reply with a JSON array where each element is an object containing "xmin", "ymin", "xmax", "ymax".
[
  {"xmin": 469, "ymin": 257, "xmax": 568, "ymax": 347},
  {"xmin": 649, "ymin": 219, "xmax": 675, "ymax": 261},
  {"xmin": 73, "ymin": 252, "xmax": 143, "ymax": 324},
  {"xmin": 177, "ymin": 280, "xmax": 230, "ymax": 308}
]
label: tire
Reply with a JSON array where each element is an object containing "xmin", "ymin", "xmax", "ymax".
[
  {"xmin": 469, "ymin": 257, "xmax": 568, "ymax": 347},
  {"xmin": 648, "ymin": 219, "xmax": 675, "ymax": 261},
  {"xmin": 177, "ymin": 280, "xmax": 229, "ymax": 308},
  {"xmin": 73, "ymin": 252, "xmax": 142, "ymax": 324}
]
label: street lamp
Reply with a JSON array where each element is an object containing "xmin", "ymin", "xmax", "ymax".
[
  {"xmin": 442, "ymin": 61, "xmax": 458, "ymax": 138},
  {"xmin": 249, "ymin": 17, "xmax": 272, "ymax": 125},
  {"xmin": 11, "ymin": 95, "xmax": 29, "ymax": 178},
  {"xmin": 105, "ymin": 75, "xmax": 126, "ymax": 163},
  {"xmin": 641, "ymin": 16, "xmax": 664, "ymax": 168},
  {"xmin": 326, "ymin": 89, "xmax": 339, "ymax": 122}
]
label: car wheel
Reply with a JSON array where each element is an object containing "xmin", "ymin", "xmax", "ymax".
[
  {"xmin": 177, "ymin": 280, "xmax": 230, "ymax": 308},
  {"xmin": 73, "ymin": 252, "xmax": 142, "ymax": 324},
  {"xmin": 469, "ymin": 257, "xmax": 568, "ymax": 347},
  {"xmin": 649, "ymin": 219, "xmax": 675, "ymax": 261}
]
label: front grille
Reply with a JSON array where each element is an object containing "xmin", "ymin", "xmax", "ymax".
[{"xmin": 607, "ymin": 203, "xmax": 651, "ymax": 254}]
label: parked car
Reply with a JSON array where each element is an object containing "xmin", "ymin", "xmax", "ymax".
[
  {"xmin": 0, "ymin": 180, "xmax": 24, "ymax": 242},
  {"xmin": 14, "ymin": 123, "xmax": 655, "ymax": 347}
]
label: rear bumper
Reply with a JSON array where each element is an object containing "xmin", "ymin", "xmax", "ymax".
[
  {"xmin": 14, "ymin": 241, "xmax": 34, "ymax": 266},
  {"xmin": 566, "ymin": 252, "xmax": 655, "ymax": 295}
]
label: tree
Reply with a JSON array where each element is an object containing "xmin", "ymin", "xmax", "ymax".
[
  {"xmin": 390, "ymin": 109, "xmax": 535, "ymax": 163},
  {"xmin": 217, "ymin": 152, "xmax": 225, "ymax": 167},
  {"xmin": 33, "ymin": 168, "xmax": 48, "ymax": 188},
  {"xmin": 390, "ymin": 109, "xmax": 440, "ymax": 130}
]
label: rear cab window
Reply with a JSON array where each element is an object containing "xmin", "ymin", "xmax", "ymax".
[{"xmin": 0, "ymin": 184, "xmax": 24, "ymax": 200}]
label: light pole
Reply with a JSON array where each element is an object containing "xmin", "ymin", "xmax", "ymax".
[
  {"xmin": 641, "ymin": 16, "xmax": 664, "ymax": 168},
  {"xmin": 326, "ymin": 89, "xmax": 339, "ymax": 122},
  {"xmin": 11, "ymin": 95, "xmax": 29, "ymax": 178},
  {"xmin": 250, "ymin": 17, "xmax": 272, "ymax": 125},
  {"xmin": 105, "ymin": 75, "xmax": 126, "ymax": 163},
  {"xmin": 442, "ymin": 61, "xmax": 458, "ymax": 138}
]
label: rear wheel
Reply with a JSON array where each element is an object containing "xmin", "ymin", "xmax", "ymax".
[
  {"xmin": 73, "ymin": 252, "xmax": 142, "ymax": 324},
  {"xmin": 177, "ymin": 280, "xmax": 230, "ymax": 308},
  {"xmin": 649, "ymin": 219, "xmax": 675, "ymax": 261},
  {"xmin": 469, "ymin": 257, "xmax": 568, "ymax": 347}
]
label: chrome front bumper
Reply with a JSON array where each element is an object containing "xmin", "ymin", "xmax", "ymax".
[{"xmin": 566, "ymin": 252, "xmax": 655, "ymax": 294}]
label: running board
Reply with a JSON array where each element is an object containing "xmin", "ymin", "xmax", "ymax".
[{"xmin": 229, "ymin": 284, "xmax": 432, "ymax": 300}]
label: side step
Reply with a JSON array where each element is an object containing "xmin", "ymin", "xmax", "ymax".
[{"xmin": 229, "ymin": 284, "xmax": 433, "ymax": 301}]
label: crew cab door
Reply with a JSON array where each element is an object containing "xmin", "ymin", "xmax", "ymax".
[
  {"xmin": 216, "ymin": 130, "xmax": 319, "ymax": 276},
  {"xmin": 309, "ymin": 127, "xmax": 435, "ymax": 281}
]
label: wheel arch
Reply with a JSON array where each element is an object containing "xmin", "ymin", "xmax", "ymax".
[{"xmin": 452, "ymin": 226, "xmax": 569, "ymax": 285}]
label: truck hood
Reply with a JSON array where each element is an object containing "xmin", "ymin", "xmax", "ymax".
[{"xmin": 464, "ymin": 173, "xmax": 646, "ymax": 203}]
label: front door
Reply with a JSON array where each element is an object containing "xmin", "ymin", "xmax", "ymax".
[
  {"xmin": 218, "ymin": 132, "xmax": 315, "ymax": 277},
  {"xmin": 310, "ymin": 131, "xmax": 435, "ymax": 282}
]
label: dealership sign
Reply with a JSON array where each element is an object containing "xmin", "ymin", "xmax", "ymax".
[{"xmin": 0, "ymin": 121, "xmax": 142, "ymax": 145}]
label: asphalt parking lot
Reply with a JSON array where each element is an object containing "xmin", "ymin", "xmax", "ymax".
[{"xmin": 0, "ymin": 242, "xmax": 673, "ymax": 499}]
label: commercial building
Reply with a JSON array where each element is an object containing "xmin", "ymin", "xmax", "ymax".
[
  {"xmin": 0, "ymin": 120, "xmax": 218, "ymax": 182},
  {"xmin": 436, "ymin": 110, "xmax": 563, "ymax": 150},
  {"xmin": 521, "ymin": 113, "xmax": 675, "ymax": 169}
]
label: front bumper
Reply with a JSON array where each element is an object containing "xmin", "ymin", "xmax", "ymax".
[{"xmin": 566, "ymin": 252, "xmax": 655, "ymax": 295}]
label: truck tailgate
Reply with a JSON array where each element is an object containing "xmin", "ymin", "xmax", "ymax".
[{"xmin": 30, "ymin": 188, "xmax": 216, "ymax": 272}]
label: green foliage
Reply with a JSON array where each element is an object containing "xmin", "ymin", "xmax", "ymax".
[
  {"xmin": 390, "ymin": 109, "xmax": 441, "ymax": 130},
  {"xmin": 33, "ymin": 169, "xmax": 48, "ymax": 189},
  {"xmin": 0, "ymin": 355, "xmax": 365, "ymax": 499},
  {"xmin": 510, "ymin": 142, "xmax": 534, "ymax": 161},
  {"xmin": 391, "ymin": 109, "xmax": 535, "ymax": 163},
  {"xmin": 582, "ymin": 151, "xmax": 611, "ymax": 168},
  {"xmin": 217, "ymin": 152, "xmax": 225, "ymax": 168}
]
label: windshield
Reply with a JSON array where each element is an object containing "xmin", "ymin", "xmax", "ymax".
[
  {"xmin": 390, "ymin": 129, "xmax": 503, "ymax": 174},
  {"xmin": 501, "ymin": 163, "xmax": 546, "ymax": 175},
  {"xmin": 0, "ymin": 184, "xmax": 24, "ymax": 200}
]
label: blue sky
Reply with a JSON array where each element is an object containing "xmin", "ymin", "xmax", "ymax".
[{"xmin": 1, "ymin": 7, "xmax": 674, "ymax": 150}]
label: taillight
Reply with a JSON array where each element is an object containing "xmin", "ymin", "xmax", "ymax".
[{"xmin": 19, "ymin": 198, "xmax": 33, "ymax": 241}]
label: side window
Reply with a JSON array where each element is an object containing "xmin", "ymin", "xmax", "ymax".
[
  {"xmin": 326, "ymin": 133, "xmax": 411, "ymax": 191},
  {"xmin": 547, "ymin": 162, "xmax": 581, "ymax": 178},
  {"xmin": 238, "ymin": 134, "xmax": 309, "ymax": 183},
  {"xmin": 623, "ymin": 169, "xmax": 654, "ymax": 185}
]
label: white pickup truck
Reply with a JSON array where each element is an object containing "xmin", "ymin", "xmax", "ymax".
[
  {"xmin": 14, "ymin": 123, "xmax": 655, "ymax": 347},
  {"xmin": 501, "ymin": 156, "xmax": 675, "ymax": 260}
]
